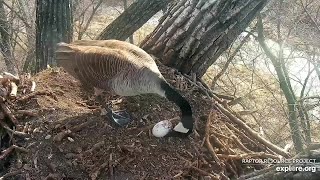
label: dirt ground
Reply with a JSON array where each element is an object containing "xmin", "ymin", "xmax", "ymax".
[{"xmin": 1, "ymin": 63, "xmax": 224, "ymax": 180}]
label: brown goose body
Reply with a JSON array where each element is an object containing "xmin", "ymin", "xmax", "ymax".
[
  {"xmin": 56, "ymin": 40, "xmax": 165, "ymax": 97},
  {"xmin": 55, "ymin": 40, "xmax": 194, "ymax": 137}
]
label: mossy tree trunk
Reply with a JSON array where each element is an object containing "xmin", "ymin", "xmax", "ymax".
[
  {"xmin": 96, "ymin": 0, "xmax": 172, "ymax": 40},
  {"xmin": 141, "ymin": 0, "xmax": 269, "ymax": 77},
  {"xmin": 35, "ymin": 0, "xmax": 73, "ymax": 73}
]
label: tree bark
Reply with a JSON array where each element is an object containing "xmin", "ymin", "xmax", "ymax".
[
  {"xmin": 35, "ymin": 0, "xmax": 73, "ymax": 73},
  {"xmin": 141, "ymin": 0, "xmax": 269, "ymax": 77},
  {"xmin": 96, "ymin": 0, "xmax": 172, "ymax": 40},
  {"xmin": 123, "ymin": 0, "xmax": 134, "ymax": 44},
  {"xmin": 0, "ymin": 0, "xmax": 16, "ymax": 74}
]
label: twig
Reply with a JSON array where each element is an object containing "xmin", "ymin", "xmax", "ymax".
[
  {"xmin": 0, "ymin": 170, "xmax": 22, "ymax": 180},
  {"xmin": 2, "ymin": 72, "xmax": 20, "ymax": 84},
  {"xmin": 224, "ymin": 122, "xmax": 263, "ymax": 151},
  {"xmin": 213, "ymin": 102, "xmax": 290, "ymax": 158},
  {"xmin": 53, "ymin": 121, "xmax": 93, "ymax": 142},
  {"xmin": 84, "ymin": 141, "xmax": 105, "ymax": 154},
  {"xmin": 173, "ymin": 171, "xmax": 183, "ymax": 178},
  {"xmin": 216, "ymin": 152, "xmax": 280, "ymax": 160},
  {"xmin": 0, "ymin": 145, "xmax": 28, "ymax": 160},
  {"xmin": 91, "ymin": 162, "xmax": 108, "ymax": 180},
  {"xmin": 17, "ymin": 90, "xmax": 58, "ymax": 102},
  {"xmin": 71, "ymin": 120, "xmax": 93, "ymax": 132},
  {"xmin": 109, "ymin": 153, "xmax": 114, "ymax": 180},
  {"xmin": 15, "ymin": 109, "xmax": 38, "ymax": 117},
  {"xmin": 53, "ymin": 130, "xmax": 72, "ymax": 142},
  {"xmin": 0, "ymin": 120, "xmax": 30, "ymax": 138},
  {"xmin": 30, "ymin": 81, "xmax": 36, "ymax": 92},
  {"xmin": 0, "ymin": 102, "xmax": 18, "ymax": 124},
  {"xmin": 204, "ymin": 113, "xmax": 222, "ymax": 167},
  {"xmin": 190, "ymin": 166, "xmax": 219, "ymax": 180}
]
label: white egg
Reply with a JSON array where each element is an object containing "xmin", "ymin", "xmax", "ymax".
[{"xmin": 152, "ymin": 120, "xmax": 172, "ymax": 138}]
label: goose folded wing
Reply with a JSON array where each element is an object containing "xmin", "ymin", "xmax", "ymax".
[{"xmin": 56, "ymin": 44, "xmax": 134, "ymax": 88}]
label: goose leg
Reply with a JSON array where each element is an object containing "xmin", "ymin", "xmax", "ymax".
[{"xmin": 94, "ymin": 88, "xmax": 132, "ymax": 126}]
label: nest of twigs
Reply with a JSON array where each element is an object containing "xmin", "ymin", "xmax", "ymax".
[{"xmin": 0, "ymin": 64, "xmax": 298, "ymax": 180}]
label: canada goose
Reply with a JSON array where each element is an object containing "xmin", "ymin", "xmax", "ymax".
[{"xmin": 55, "ymin": 39, "xmax": 193, "ymax": 138}]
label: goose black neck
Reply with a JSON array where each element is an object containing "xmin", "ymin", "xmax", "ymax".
[{"xmin": 160, "ymin": 80, "xmax": 193, "ymax": 130}]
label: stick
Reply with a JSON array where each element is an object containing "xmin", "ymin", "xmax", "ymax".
[
  {"xmin": 9, "ymin": 82, "xmax": 18, "ymax": 98},
  {"xmin": 0, "ymin": 120, "xmax": 30, "ymax": 138},
  {"xmin": 90, "ymin": 162, "xmax": 108, "ymax": 180},
  {"xmin": 53, "ymin": 121, "xmax": 93, "ymax": 142},
  {"xmin": 216, "ymin": 152, "xmax": 280, "ymax": 160},
  {"xmin": 1, "ymin": 72, "xmax": 20, "ymax": 84},
  {"xmin": 30, "ymin": 81, "xmax": 36, "ymax": 92},
  {"xmin": 190, "ymin": 166, "xmax": 219, "ymax": 180},
  {"xmin": 53, "ymin": 130, "xmax": 71, "ymax": 142},
  {"xmin": 17, "ymin": 90, "xmax": 58, "ymax": 102},
  {"xmin": 15, "ymin": 110, "xmax": 38, "ymax": 117},
  {"xmin": 109, "ymin": 153, "xmax": 114, "ymax": 180},
  {"xmin": 0, "ymin": 102, "xmax": 18, "ymax": 124},
  {"xmin": 0, "ymin": 170, "xmax": 22, "ymax": 180},
  {"xmin": 204, "ymin": 113, "xmax": 222, "ymax": 167},
  {"xmin": 0, "ymin": 145, "xmax": 28, "ymax": 160},
  {"xmin": 213, "ymin": 102, "xmax": 289, "ymax": 158}
]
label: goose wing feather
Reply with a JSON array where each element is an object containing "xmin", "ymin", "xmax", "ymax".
[{"xmin": 56, "ymin": 43, "xmax": 137, "ymax": 91}]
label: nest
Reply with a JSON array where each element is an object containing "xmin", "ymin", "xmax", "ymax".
[{"xmin": 0, "ymin": 64, "xmax": 296, "ymax": 180}]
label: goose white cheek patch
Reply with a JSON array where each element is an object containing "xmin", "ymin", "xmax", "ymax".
[{"xmin": 173, "ymin": 122, "xmax": 189, "ymax": 133}]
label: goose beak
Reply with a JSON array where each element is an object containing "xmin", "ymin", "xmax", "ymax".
[
  {"xmin": 173, "ymin": 122, "xmax": 189, "ymax": 133},
  {"xmin": 164, "ymin": 122, "xmax": 192, "ymax": 138}
]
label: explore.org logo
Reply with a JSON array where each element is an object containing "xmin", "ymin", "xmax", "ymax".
[
  {"xmin": 242, "ymin": 158, "xmax": 317, "ymax": 165},
  {"xmin": 242, "ymin": 158, "xmax": 318, "ymax": 173}
]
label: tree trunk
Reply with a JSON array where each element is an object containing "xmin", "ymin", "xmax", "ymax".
[
  {"xmin": 96, "ymin": 0, "xmax": 172, "ymax": 40},
  {"xmin": 123, "ymin": 0, "xmax": 134, "ymax": 44},
  {"xmin": 141, "ymin": 0, "xmax": 269, "ymax": 77},
  {"xmin": 35, "ymin": 0, "xmax": 73, "ymax": 73},
  {"xmin": 0, "ymin": 0, "xmax": 16, "ymax": 74},
  {"xmin": 257, "ymin": 16, "xmax": 303, "ymax": 153}
]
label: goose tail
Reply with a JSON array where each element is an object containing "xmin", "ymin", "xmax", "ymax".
[{"xmin": 55, "ymin": 42, "xmax": 78, "ymax": 78}]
